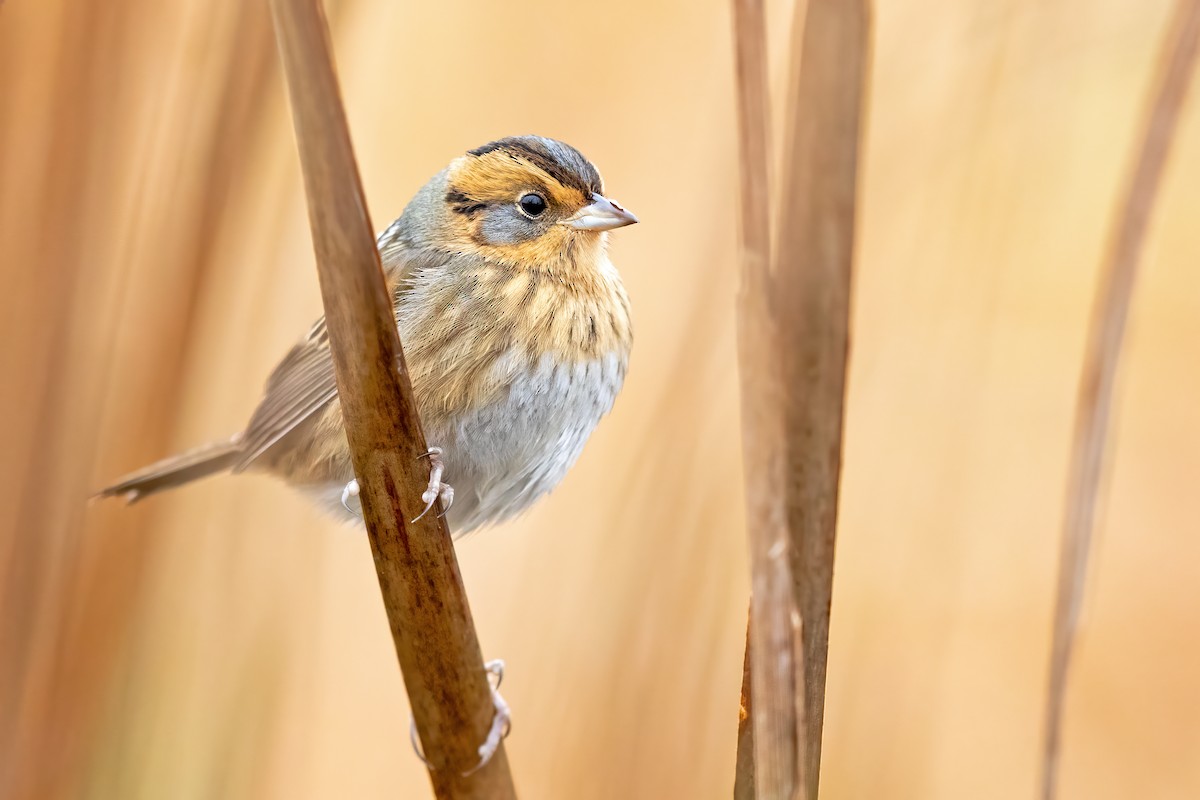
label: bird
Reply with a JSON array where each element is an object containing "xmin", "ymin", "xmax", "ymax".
[{"xmin": 96, "ymin": 135, "xmax": 637, "ymax": 534}]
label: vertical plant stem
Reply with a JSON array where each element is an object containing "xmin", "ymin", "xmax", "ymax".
[
  {"xmin": 1042, "ymin": 3, "xmax": 1200, "ymax": 798},
  {"xmin": 267, "ymin": 1, "xmax": 517, "ymax": 797},
  {"xmin": 731, "ymin": 0, "xmax": 807, "ymax": 796},
  {"xmin": 733, "ymin": 0, "xmax": 870, "ymax": 796},
  {"xmin": 775, "ymin": 1, "xmax": 870, "ymax": 796}
]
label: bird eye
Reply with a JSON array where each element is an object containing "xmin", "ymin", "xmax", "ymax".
[{"xmin": 518, "ymin": 193, "xmax": 546, "ymax": 217}]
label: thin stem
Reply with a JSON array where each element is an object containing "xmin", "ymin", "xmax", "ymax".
[{"xmin": 1042, "ymin": 3, "xmax": 1200, "ymax": 798}]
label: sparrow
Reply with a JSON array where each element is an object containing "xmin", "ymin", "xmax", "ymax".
[{"xmin": 97, "ymin": 136, "xmax": 637, "ymax": 533}]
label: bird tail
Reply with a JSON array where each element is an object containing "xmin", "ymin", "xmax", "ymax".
[{"xmin": 94, "ymin": 437, "xmax": 242, "ymax": 504}]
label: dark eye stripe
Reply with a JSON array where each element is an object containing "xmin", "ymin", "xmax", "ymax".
[{"xmin": 446, "ymin": 189, "xmax": 486, "ymax": 216}]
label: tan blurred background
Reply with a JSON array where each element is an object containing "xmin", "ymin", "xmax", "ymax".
[{"xmin": 3, "ymin": 0, "xmax": 1199, "ymax": 798}]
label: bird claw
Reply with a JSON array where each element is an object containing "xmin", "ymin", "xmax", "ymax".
[
  {"xmin": 407, "ymin": 658, "xmax": 513, "ymax": 776},
  {"xmin": 343, "ymin": 448, "xmax": 454, "ymax": 523},
  {"xmin": 412, "ymin": 446, "xmax": 454, "ymax": 522},
  {"xmin": 464, "ymin": 659, "xmax": 512, "ymax": 775},
  {"xmin": 341, "ymin": 479, "xmax": 360, "ymax": 515}
]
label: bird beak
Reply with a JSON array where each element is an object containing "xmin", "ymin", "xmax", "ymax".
[{"xmin": 560, "ymin": 193, "xmax": 639, "ymax": 231}]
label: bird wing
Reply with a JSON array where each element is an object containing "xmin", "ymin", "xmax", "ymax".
[
  {"xmin": 232, "ymin": 320, "xmax": 339, "ymax": 470},
  {"xmin": 232, "ymin": 254, "xmax": 411, "ymax": 472}
]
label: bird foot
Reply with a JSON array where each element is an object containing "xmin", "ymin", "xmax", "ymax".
[
  {"xmin": 341, "ymin": 447, "xmax": 453, "ymax": 522},
  {"xmin": 465, "ymin": 659, "xmax": 512, "ymax": 775},
  {"xmin": 412, "ymin": 446, "xmax": 454, "ymax": 522},
  {"xmin": 341, "ymin": 478, "xmax": 360, "ymax": 516},
  {"xmin": 408, "ymin": 658, "xmax": 512, "ymax": 775}
]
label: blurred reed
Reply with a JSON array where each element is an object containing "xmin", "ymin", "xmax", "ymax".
[
  {"xmin": 1042, "ymin": 2, "xmax": 1200, "ymax": 798},
  {"xmin": 0, "ymin": 2, "xmax": 281, "ymax": 797}
]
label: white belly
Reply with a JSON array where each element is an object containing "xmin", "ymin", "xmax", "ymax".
[
  {"xmin": 428, "ymin": 350, "xmax": 626, "ymax": 532},
  {"xmin": 306, "ymin": 350, "xmax": 627, "ymax": 531}
]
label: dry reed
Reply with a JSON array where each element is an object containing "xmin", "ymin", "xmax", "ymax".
[
  {"xmin": 731, "ymin": 0, "xmax": 804, "ymax": 795},
  {"xmin": 1042, "ymin": 2, "xmax": 1200, "ymax": 798},
  {"xmin": 267, "ymin": 0, "xmax": 516, "ymax": 797},
  {"xmin": 732, "ymin": 0, "xmax": 870, "ymax": 797}
]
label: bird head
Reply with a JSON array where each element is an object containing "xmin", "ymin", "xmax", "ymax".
[{"xmin": 411, "ymin": 136, "xmax": 637, "ymax": 273}]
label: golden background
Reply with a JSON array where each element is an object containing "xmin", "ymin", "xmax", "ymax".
[{"xmin": 3, "ymin": 0, "xmax": 1198, "ymax": 798}]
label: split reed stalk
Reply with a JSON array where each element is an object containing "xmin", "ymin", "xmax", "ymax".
[{"xmin": 731, "ymin": 0, "xmax": 870, "ymax": 797}]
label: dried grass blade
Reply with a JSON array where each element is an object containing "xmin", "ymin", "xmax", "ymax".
[{"xmin": 1042, "ymin": 3, "xmax": 1200, "ymax": 798}]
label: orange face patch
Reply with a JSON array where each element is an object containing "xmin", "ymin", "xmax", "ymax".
[
  {"xmin": 446, "ymin": 151, "xmax": 592, "ymax": 213},
  {"xmin": 440, "ymin": 151, "xmax": 604, "ymax": 273}
]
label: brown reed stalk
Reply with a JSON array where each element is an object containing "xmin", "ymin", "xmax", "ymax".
[
  {"xmin": 732, "ymin": 0, "xmax": 870, "ymax": 797},
  {"xmin": 1041, "ymin": 3, "xmax": 1200, "ymax": 798},
  {"xmin": 774, "ymin": 0, "xmax": 870, "ymax": 796},
  {"xmin": 267, "ymin": 1, "xmax": 516, "ymax": 797},
  {"xmin": 731, "ymin": 0, "xmax": 805, "ymax": 797}
]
